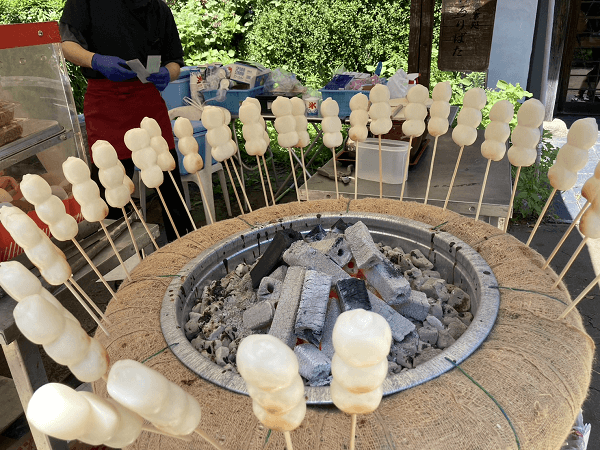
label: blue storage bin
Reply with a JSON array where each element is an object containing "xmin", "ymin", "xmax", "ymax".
[
  {"xmin": 161, "ymin": 66, "xmax": 197, "ymax": 110},
  {"xmin": 202, "ymin": 86, "xmax": 264, "ymax": 115},
  {"xmin": 171, "ymin": 120, "xmax": 216, "ymax": 176},
  {"xmin": 319, "ymin": 89, "xmax": 370, "ymax": 118}
]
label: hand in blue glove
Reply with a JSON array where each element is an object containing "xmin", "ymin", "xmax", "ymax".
[
  {"xmin": 91, "ymin": 54, "xmax": 137, "ymax": 82},
  {"xmin": 146, "ymin": 67, "xmax": 171, "ymax": 91}
]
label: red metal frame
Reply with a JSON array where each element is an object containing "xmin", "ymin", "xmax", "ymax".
[{"xmin": 0, "ymin": 21, "xmax": 61, "ymax": 50}]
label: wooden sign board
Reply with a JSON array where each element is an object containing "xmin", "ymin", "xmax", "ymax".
[{"xmin": 438, "ymin": 0, "xmax": 497, "ymax": 72}]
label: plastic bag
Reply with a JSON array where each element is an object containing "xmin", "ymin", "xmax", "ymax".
[
  {"xmin": 265, "ymin": 68, "xmax": 305, "ymax": 94},
  {"xmin": 387, "ymin": 68, "xmax": 419, "ymax": 99},
  {"xmin": 562, "ymin": 410, "xmax": 591, "ymax": 450}
]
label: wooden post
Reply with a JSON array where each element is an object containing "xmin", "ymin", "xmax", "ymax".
[
  {"xmin": 409, "ymin": 0, "xmax": 435, "ymax": 88},
  {"xmin": 544, "ymin": 0, "xmax": 571, "ymax": 119}
]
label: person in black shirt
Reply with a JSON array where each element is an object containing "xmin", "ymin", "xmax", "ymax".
[{"xmin": 60, "ymin": 0, "xmax": 191, "ymax": 243}]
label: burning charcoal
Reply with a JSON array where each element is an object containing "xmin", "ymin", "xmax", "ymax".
[
  {"xmin": 243, "ymin": 301, "xmax": 275, "ymax": 330},
  {"xmin": 436, "ymin": 330, "xmax": 455, "ymax": 349},
  {"xmin": 269, "ymin": 265, "xmax": 288, "ymax": 282},
  {"xmin": 394, "ymin": 290, "xmax": 429, "ymax": 322},
  {"xmin": 413, "ymin": 347, "xmax": 442, "ymax": 367},
  {"xmin": 335, "ymin": 278, "xmax": 371, "ymax": 312},
  {"xmin": 190, "ymin": 336, "xmax": 205, "ymax": 351},
  {"xmin": 447, "ymin": 319, "xmax": 468, "ymax": 340},
  {"xmin": 422, "ymin": 269, "xmax": 441, "ymax": 279},
  {"xmin": 283, "ymin": 241, "xmax": 350, "ymax": 283},
  {"xmin": 257, "ymin": 276, "xmax": 282, "ymax": 305},
  {"xmin": 419, "ymin": 278, "xmax": 449, "ymax": 301},
  {"xmin": 398, "ymin": 254, "xmax": 415, "ymax": 271},
  {"xmin": 250, "ymin": 229, "xmax": 303, "ymax": 288},
  {"xmin": 268, "ymin": 266, "xmax": 306, "ymax": 348},
  {"xmin": 448, "ymin": 287, "xmax": 471, "ymax": 312},
  {"xmin": 310, "ymin": 236, "xmax": 352, "ymax": 267},
  {"xmin": 410, "ymin": 249, "xmax": 434, "ymax": 270},
  {"xmin": 459, "ymin": 312, "xmax": 473, "ymax": 327},
  {"xmin": 330, "ymin": 218, "xmax": 351, "ymax": 234},
  {"xmin": 425, "ymin": 315, "xmax": 444, "ymax": 331},
  {"xmin": 320, "ymin": 298, "xmax": 341, "ymax": 359},
  {"xmin": 215, "ymin": 346, "xmax": 230, "ymax": 366},
  {"xmin": 310, "ymin": 376, "xmax": 333, "ymax": 387},
  {"xmin": 295, "ymin": 270, "xmax": 332, "ymax": 346},
  {"xmin": 367, "ymin": 292, "xmax": 415, "ymax": 342},
  {"xmin": 430, "ymin": 302, "xmax": 443, "ymax": 321},
  {"xmin": 184, "ymin": 312, "xmax": 202, "ymax": 339},
  {"xmin": 418, "ymin": 326, "xmax": 438, "ymax": 345},
  {"xmin": 294, "ymin": 343, "xmax": 332, "ymax": 383},
  {"xmin": 363, "ymin": 259, "xmax": 411, "ymax": 306},
  {"xmin": 344, "ymin": 221, "xmax": 385, "ymax": 269},
  {"xmin": 208, "ymin": 325, "xmax": 225, "ymax": 341},
  {"xmin": 305, "ymin": 224, "xmax": 327, "ymax": 242}
]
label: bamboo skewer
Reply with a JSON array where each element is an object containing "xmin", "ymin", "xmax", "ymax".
[
  {"xmin": 552, "ymin": 237, "xmax": 589, "ymax": 288},
  {"xmin": 140, "ymin": 425, "xmax": 193, "ymax": 443},
  {"xmin": 230, "ymin": 157, "xmax": 253, "ymax": 213},
  {"xmin": 194, "ymin": 172, "xmax": 215, "ymax": 224},
  {"xmin": 63, "ymin": 279, "xmax": 109, "ymax": 336},
  {"xmin": 156, "ymin": 186, "xmax": 180, "ymax": 239},
  {"xmin": 354, "ymin": 142, "xmax": 359, "ymax": 200},
  {"xmin": 444, "ymin": 145, "xmax": 465, "ymax": 211},
  {"xmin": 526, "ymin": 188, "xmax": 558, "ymax": 246},
  {"xmin": 350, "ymin": 413, "xmax": 357, "ymax": 450},
  {"xmin": 194, "ymin": 428, "xmax": 226, "ymax": 450},
  {"xmin": 503, "ymin": 166, "xmax": 521, "ymax": 232},
  {"xmin": 256, "ymin": 155, "xmax": 269, "ymax": 207},
  {"xmin": 475, "ymin": 159, "xmax": 492, "ymax": 220},
  {"xmin": 224, "ymin": 159, "xmax": 245, "ymax": 215},
  {"xmin": 300, "ymin": 147, "xmax": 310, "ymax": 201},
  {"xmin": 99, "ymin": 221, "xmax": 132, "ymax": 281},
  {"xmin": 379, "ymin": 135, "xmax": 383, "ymax": 199},
  {"xmin": 400, "ymin": 136, "xmax": 413, "ymax": 202},
  {"xmin": 121, "ymin": 207, "xmax": 141, "ymax": 258},
  {"xmin": 69, "ymin": 276, "xmax": 111, "ymax": 325},
  {"xmin": 331, "ymin": 146, "xmax": 339, "ymax": 200},
  {"xmin": 558, "ymin": 271, "xmax": 600, "ymax": 319},
  {"xmin": 284, "ymin": 431, "xmax": 294, "ymax": 450},
  {"xmin": 70, "ymin": 238, "xmax": 117, "ymax": 302},
  {"xmin": 262, "ymin": 155, "xmax": 276, "ymax": 206},
  {"xmin": 424, "ymin": 136, "xmax": 439, "ymax": 205},
  {"xmin": 169, "ymin": 171, "xmax": 196, "ymax": 231},
  {"xmin": 129, "ymin": 200, "xmax": 159, "ymax": 251},
  {"xmin": 543, "ymin": 201, "xmax": 591, "ymax": 269},
  {"xmin": 288, "ymin": 148, "xmax": 301, "ymax": 202}
]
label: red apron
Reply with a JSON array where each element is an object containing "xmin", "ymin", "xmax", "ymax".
[{"xmin": 83, "ymin": 79, "xmax": 175, "ymax": 160}]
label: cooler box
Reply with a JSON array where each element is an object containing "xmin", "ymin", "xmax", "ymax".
[
  {"xmin": 202, "ymin": 86, "xmax": 264, "ymax": 115},
  {"xmin": 161, "ymin": 66, "xmax": 196, "ymax": 110},
  {"xmin": 171, "ymin": 120, "xmax": 216, "ymax": 176},
  {"xmin": 357, "ymin": 138, "xmax": 409, "ymax": 184},
  {"xmin": 319, "ymin": 89, "xmax": 370, "ymax": 118}
]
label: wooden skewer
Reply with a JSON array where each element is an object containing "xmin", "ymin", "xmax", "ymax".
[
  {"xmin": 288, "ymin": 148, "xmax": 301, "ymax": 203},
  {"xmin": 99, "ymin": 220, "xmax": 132, "ymax": 281},
  {"xmin": 224, "ymin": 159, "xmax": 245, "ymax": 215},
  {"xmin": 558, "ymin": 271, "xmax": 600, "ymax": 319},
  {"xmin": 230, "ymin": 157, "xmax": 253, "ymax": 213},
  {"xmin": 70, "ymin": 238, "xmax": 118, "ymax": 302},
  {"xmin": 526, "ymin": 188, "xmax": 558, "ymax": 246},
  {"xmin": 503, "ymin": 166, "xmax": 521, "ymax": 232},
  {"xmin": 156, "ymin": 186, "xmax": 180, "ymax": 239},
  {"xmin": 424, "ymin": 136, "xmax": 439, "ymax": 205},
  {"xmin": 256, "ymin": 155, "xmax": 269, "ymax": 207},
  {"xmin": 378, "ymin": 135, "xmax": 383, "ymax": 199},
  {"xmin": 475, "ymin": 159, "xmax": 492, "ymax": 220},
  {"xmin": 552, "ymin": 237, "xmax": 589, "ymax": 289},
  {"xmin": 69, "ymin": 276, "xmax": 111, "ymax": 325},
  {"xmin": 194, "ymin": 172, "xmax": 215, "ymax": 224},
  {"xmin": 262, "ymin": 155, "xmax": 276, "ymax": 206},
  {"xmin": 300, "ymin": 147, "xmax": 310, "ymax": 201},
  {"xmin": 354, "ymin": 141, "xmax": 360, "ymax": 200},
  {"xmin": 121, "ymin": 207, "xmax": 141, "ymax": 258},
  {"xmin": 128, "ymin": 200, "xmax": 159, "ymax": 251},
  {"xmin": 141, "ymin": 425, "xmax": 193, "ymax": 443},
  {"xmin": 400, "ymin": 136, "xmax": 413, "ymax": 202},
  {"xmin": 194, "ymin": 427, "xmax": 226, "ymax": 450},
  {"xmin": 63, "ymin": 279, "xmax": 109, "ymax": 336},
  {"xmin": 331, "ymin": 146, "xmax": 339, "ymax": 200},
  {"xmin": 169, "ymin": 171, "xmax": 196, "ymax": 231},
  {"xmin": 350, "ymin": 413, "xmax": 357, "ymax": 450},
  {"xmin": 443, "ymin": 145, "xmax": 465, "ymax": 211},
  {"xmin": 284, "ymin": 431, "xmax": 294, "ymax": 450},
  {"xmin": 542, "ymin": 201, "xmax": 590, "ymax": 269}
]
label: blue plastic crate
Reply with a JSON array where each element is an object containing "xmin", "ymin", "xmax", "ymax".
[
  {"xmin": 170, "ymin": 120, "xmax": 217, "ymax": 176},
  {"xmin": 319, "ymin": 89, "xmax": 370, "ymax": 118},
  {"xmin": 161, "ymin": 66, "xmax": 197, "ymax": 110},
  {"xmin": 202, "ymin": 86, "xmax": 264, "ymax": 115}
]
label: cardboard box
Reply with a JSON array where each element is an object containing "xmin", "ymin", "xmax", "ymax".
[{"xmin": 225, "ymin": 62, "xmax": 270, "ymax": 88}]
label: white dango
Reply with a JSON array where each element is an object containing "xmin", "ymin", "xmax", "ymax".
[
  {"xmin": 273, "ymin": 97, "xmax": 300, "ymax": 148},
  {"xmin": 481, "ymin": 100, "xmax": 514, "ymax": 162},
  {"xmin": 291, "ymin": 97, "xmax": 310, "ymax": 148},
  {"xmin": 349, "ymin": 92, "xmax": 369, "ymax": 143},
  {"xmin": 92, "ymin": 141, "xmax": 130, "ymax": 209},
  {"xmin": 452, "ymin": 88, "xmax": 487, "ymax": 147},
  {"xmin": 580, "ymin": 162, "xmax": 600, "ymax": 238},
  {"xmin": 507, "ymin": 98, "xmax": 545, "ymax": 168},
  {"xmin": 201, "ymin": 107, "xmax": 238, "ymax": 163},
  {"xmin": 320, "ymin": 98, "xmax": 343, "ymax": 148},
  {"xmin": 237, "ymin": 334, "xmax": 306, "ymax": 432},
  {"xmin": 369, "ymin": 84, "xmax": 392, "ymax": 136},
  {"xmin": 240, "ymin": 99, "xmax": 269, "ymax": 156},
  {"xmin": 402, "ymin": 84, "xmax": 429, "ymax": 139},
  {"xmin": 124, "ymin": 128, "xmax": 164, "ymax": 189},
  {"xmin": 62, "ymin": 157, "xmax": 109, "ymax": 223}
]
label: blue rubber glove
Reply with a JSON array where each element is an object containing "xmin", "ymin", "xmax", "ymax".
[
  {"xmin": 146, "ymin": 67, "xmax": 171, "ymax": 91},
  {"xmin": 91, "ymin": 54, "xmax": 137, "ymax": 82}
]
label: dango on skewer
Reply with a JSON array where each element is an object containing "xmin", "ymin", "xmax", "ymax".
[
  {"xmin": 424, "ymin": 81, "xmax": 452, "ymax": 204},
  {"xmin": 237, "ymin": 334, "xmax": 306, "ymax": 450},
  {"xmin": 475, "ymin": 100, "xmax": 515, "ymax": 220},
  {"xmin": 0, "ymin": 207, "xmax": 109, "ymax": 335},
  {"xmin": 330, "ymin": 309, "xmax": 392, "ymax": 450},
  {"xmin": 0, "ymin": 260, "xmax": 110, "ymax": 378},
  {"xmin": 320, "ymin": 97, "xmax": 344, "ymax": 199},
  {"xmin": 107, "ymin": 359, "xmax": 224, "ymax": 449},
  {"xmin": 528, "ymin": 118, "xmax": 598, "ymax": 246},
  {"xmin": 445, "ymin": 87, "xmax": 487, "ymax": 210},
  {"xmin": 20, "ymin": 173, "xmax": 119, "ymax": 307},
  {"xmin": 62, "ymin": 157, "xmax": 132, "ymax": 281},
  {"xmin": 369, "ymin": 84, "xmax": 393, "ymax": 198},
  {"xmin": 400, "ymin": 84, "xmax": 429, "ymax": 201},
  {"xmin": 504, "ymin": 98, "xmax": 545, "ymax": 231},
  {"xmin": 273, "ymin": 96, "xmax": 301, "ymax": 202},
  {"xmin": 239, "ymin": 98, "xmax": 271, "ymax": 206},
  {"xmin": 124, "ymin": 128, "xmax": 181, "ymax": 239},
  {"xmin": 349, "ymin": 92, "xmax": 369, "ymax": 200},
  {"xmin": 291, "ymin": 96, "xmax": 311, "ymax": 201}
]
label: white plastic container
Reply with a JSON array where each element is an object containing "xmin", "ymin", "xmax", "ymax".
[{"xmin": 356, "ymin": 138, "xmax": 409, "ymax": 184}]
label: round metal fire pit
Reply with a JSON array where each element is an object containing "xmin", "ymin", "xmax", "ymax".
[{"xmin": 160, "ymin": 212, "xmax": 499, "ymax": 405}]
